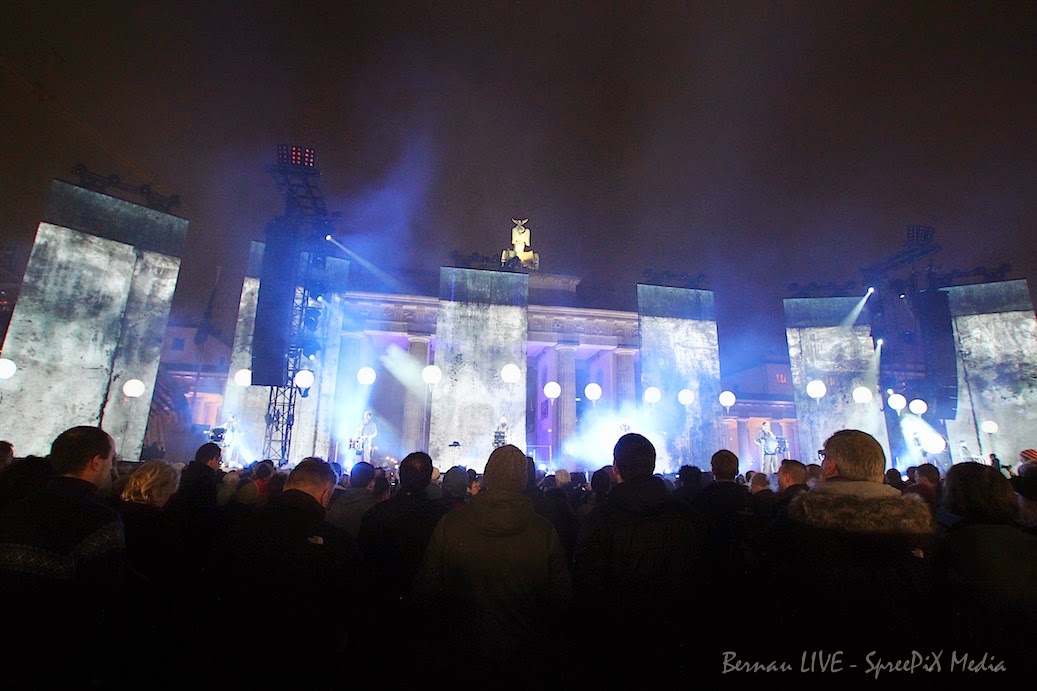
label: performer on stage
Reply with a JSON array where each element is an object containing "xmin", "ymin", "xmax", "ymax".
[
  {"xmin": 356, "ymin": 411, "xmax": 378, "ymax": 464},
  {"xmin": 493, "ymin": 416, "xmax": 509, "ymax": 449},
  {"xmin": 754, "ymin": 421, "xmax": 779, "ymax": 474},
  {"xmin": 208, "ymin": 414, "xmax": 238, "ymax": 466}
]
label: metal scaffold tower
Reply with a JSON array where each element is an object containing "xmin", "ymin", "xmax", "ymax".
[{"xmin": 260, "ymin": 145, "xmax": 331, "ymax": 464}]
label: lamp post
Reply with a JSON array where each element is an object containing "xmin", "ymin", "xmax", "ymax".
[
  {"xmin": 643, "ymin": 386, "xmax": 661, "ymax": 407},
  {"xmin": 887, "ymin": 393, "xmax": 907, "ymax": 415},
  {"xmin": 806, "ymin": 380, "xmax": 827, "ymax": 466},
  {"xmin": 584, "ymin": 383, "xmax": 602, "ymax": 407},
  {"xmin": 908, "ymin": 398, "xmax": 928, "ymax": 416},
  {"xmin": 421, "ymin": 365, "xmax": 442, "ymax": 451},
  {"xmin": 544, "ymin": 381, "xmax": 560, "ymax": 463},
  {"xmin": 233, "ymin": 368, "xmax": 252, "ymax": 387},
  {"xmin": 0, "ymin": 358, "xmax": 16, "ymax": 381},
  {"xmin": 980, "ymin": 419, "xmax": 998, "ymax": 459},
  {"xmin": 806, "ymin": 380, "xmax": 827, "ymax": 406}
]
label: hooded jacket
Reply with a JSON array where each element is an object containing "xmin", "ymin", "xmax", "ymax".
[
  {"xmin": 771, "ymin": 477, "xmax": 934, "ymax": 652},
  {"xmin": 412, "ymin": 488, "xmax": 572, "ymax": 667}
]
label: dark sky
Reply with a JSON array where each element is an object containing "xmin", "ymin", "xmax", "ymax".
[{"xmin": 2, "ymin": 1, "xmax": 1035, "ymax": 373}]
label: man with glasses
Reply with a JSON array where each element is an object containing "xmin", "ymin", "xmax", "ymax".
[{"xmin": 773, "ymin": 429, "xmax": 934, "ymax": 655}]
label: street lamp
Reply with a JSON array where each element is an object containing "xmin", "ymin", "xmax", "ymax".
[
  {"xmin": 852, "ymin": 386, "xmax": 872, "ymax": 404},
  {"xmin": 422, "ymin": 364, "xmax": 442, "ymax": 386},
  {"xmin": 294, "ymin": 368, "xmax": 315, "ymax": 392},
  {"xmin": 420, "ymin": 365, "xmax": 442, "ymax": 450},
  {"xmin": 0, "ymin": 358, "xmax": 16, "ymax": 380},
  {"xmin": 584, "ymin": 383, "xmax": 602, "ymax": 405},
  {"xmin": 643, "ymin": 386, "xmax": 661, "ymax": 405},
  {"xmin": 122, "ymin": 379, "xmax": 146, "ymax": 398},
  {"xmin": 233, "ymin": 368, "xmax": 252, "ymax": 387},
  {"xmin": 806, "ymin": 379, "xmax": 827, "ymax": 402}
]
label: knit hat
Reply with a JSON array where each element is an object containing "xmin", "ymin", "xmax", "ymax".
[
  {"xmin": 483, "ymin": 445, "xmax": 528, "ymax": 491},
  {"xmin": 1020, "ymin": 449, "xmax": 1037, "ymax": 463}
]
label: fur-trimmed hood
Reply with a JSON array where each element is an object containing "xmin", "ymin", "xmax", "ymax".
[{"xmin": 789, "ymin": 480, "xmax": 933, "ymax": 537}]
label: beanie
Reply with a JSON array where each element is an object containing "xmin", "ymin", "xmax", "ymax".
[{"xmin": 483, "ymin": 445, "xmax": 528, "ymax": 492}]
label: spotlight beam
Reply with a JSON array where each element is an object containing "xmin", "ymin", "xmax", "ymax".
[
  {"xmin": 839, "ymin": 289, "xmax": 874, "ymax": 328},
  {"xmin": 325, "ymin": 236, "xmax": 405, "ymax": 292}
]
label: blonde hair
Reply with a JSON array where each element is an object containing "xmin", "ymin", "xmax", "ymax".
[
  {"xmin": 824, "ymin": 429, "xmax": 886, "ymax": 481},
  {"xmin": 121, "ymin": 460, "xmax": 181, "ymax": 507}
]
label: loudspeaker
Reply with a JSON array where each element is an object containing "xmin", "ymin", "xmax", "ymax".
[
  {"xmin": 252, "ymin": 219, "xmax": 300, "ymax": 386},
  {"xmin": 910, "ymin": 288, "xmax": 958, "ymax": 419}
]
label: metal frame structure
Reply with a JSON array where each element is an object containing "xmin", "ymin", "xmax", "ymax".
[{"xmin": 261, "ymin": 146, "xmax": 330, "ymax": 464}]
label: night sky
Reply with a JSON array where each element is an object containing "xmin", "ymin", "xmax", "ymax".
[{"xmin": 2, "ymin": 1, "xmax": 1034, "ymax": 373}]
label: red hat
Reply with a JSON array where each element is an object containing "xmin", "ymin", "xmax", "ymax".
[{"xmin": 1020, "ymin": 449, "xmax": 1037, "ymax": 463}]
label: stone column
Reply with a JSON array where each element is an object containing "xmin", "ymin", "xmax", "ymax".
[
  {"xmin": 331, "ymin": 331, "xmax": 366, "ymax": 467},
  {"xmin": 556, "ymin": 342, "xmax": 578, "ymax": 453},
  {"xmin": 312, "ymin": 299, "xmax": 345, "ymax": 461},
  {"xmin": 615, "ymin": 346, "xmax": 637, "ymax": 410},
  {"xmin": 402, "ymin": 334, "xmax": 432, "ymax": 453},
  {"xmin": 737, "ymin": 418, "xmax": 752, "ymax": 472}
]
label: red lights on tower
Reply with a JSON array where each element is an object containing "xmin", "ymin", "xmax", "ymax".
[{"xmin": 277, "ymin": 144, "xmax": 316, "ymax": 168}]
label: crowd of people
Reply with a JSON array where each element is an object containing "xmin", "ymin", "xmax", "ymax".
[{"xmin": 0, "ymin": 428, "xmax": 1035, "ymax": 686}]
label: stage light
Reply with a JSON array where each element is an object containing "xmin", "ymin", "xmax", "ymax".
[
  {"xmin": 806, "ymin": 380, "xmax": 827, "ymax": 400},
  {"xmin": 677, "ymin": 388, "xmax": 694, "ymax": 406},
  {"xmin": 981, "ymin": 420, "xmax": 999, "ymax": 434},
  {"xmin": 357, "ymin": 367, "xmax": 376, "ymax": 386},
  {"xmin": 233, "ymin": 368, "xmax": 252, "ymax": 387},
  {"xmin": 852, "ymin": 386, "xmax": 873, "ymax": 404},
  {"xmin": 422, "ymin": 364, "xmax": 442, "ymax": 385},
  {"xmin": 301, "ymin": 336, "xmax": 322, "ymax": 361},
  {"xmin": 867, "ymin": 287, "xmax": 875, "ymax": 294},
  {"xmin": 500, "ymin": 364, "xmax": 521, "ymax": 384},
  {"xmin": 304, "ymin": 307, "xmax": 321, "ymax": 330},
  {"xmin": 643, "ymin": 387, "xmax": 661, "ymax": 404},
  {"xmin": 0, "ymin": 358, "xmax": 16, "ymax": 380},
  {"xmin": 325, "ymin": 234, "xmax": 333, "ymax": 241},
  {"xmin": 888, "ymin": 393, "xmax": 907, "ymax": 412},
  {"xmin": 877, "ymin": 338, "xmax": 884, "ymax": 346},
  {"xmin": 908, "ymin": 398, "xmax": 928, "ymax": 415},
  {"xmin": 719, "ymin": 390, "xmax": 736, "ymax": 409},
  {"xmin": 294, "ymin": 369, "xmax": 315, "ymax": 391},
  {"xmin": 584, "ymin": 383, "xmax": 602, "ymax": 401},
  {"xmin": 543, "ymin": 381, "xmax": 561, "ymax": 400},
  {"xmin": 122, "ymin": 379, "xmax": 145, "ymax": 398}
]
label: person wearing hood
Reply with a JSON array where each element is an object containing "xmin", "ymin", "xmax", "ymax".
[{"xmin": 412, "ymin": 444, "xmax": 572, "ymax": 676}]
